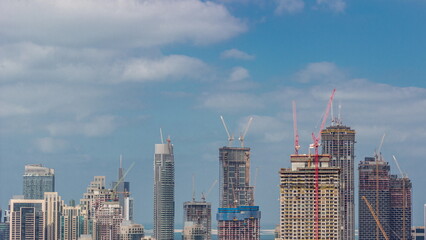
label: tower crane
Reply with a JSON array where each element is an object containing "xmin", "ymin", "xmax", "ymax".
[
  {"xmin": 239, "ymin": 117, "xmax": 253, "ymax": 147},
  {"xmin": 292, "ymin": 101, "xmax": 300, "ymax": 154},
  {"xmin": 201, "ymin": 179, "xmax": 218, "ymax": 201},
  {"xmin": 362, "ymin": 196, "xmax": 390, "ymax": 240},
  {"xmin": 311, "ymin": 89, "xmax": 336, "ymax": 240},
  {"xmin": 220, "ymin": 116, "xmax": 234, "ymax": 147}
]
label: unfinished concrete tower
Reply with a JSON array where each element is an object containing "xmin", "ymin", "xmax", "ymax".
[
  {"xmin": 279, "ymin": 154, "xmax": 340, "ymax": 240},
  {"xmin": 321, "ymin": 124, "xmax": 355, "ymax": 240},
  {"xmin": 358, "ymin": 157, "xmax": 391, "ymax": 240},
  {"xmin": 183, "ymin": 198, "xmax": 212, "ymax": 240}
]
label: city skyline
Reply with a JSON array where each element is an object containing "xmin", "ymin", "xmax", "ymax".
[{"xmin": 1, "ymin": 0, "xmax": 426, "ymax": 231}]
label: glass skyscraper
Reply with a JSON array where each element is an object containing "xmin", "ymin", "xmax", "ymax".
[{"xmin": 23, "ymin": 164, "xmax": 55, "ymax": 199}]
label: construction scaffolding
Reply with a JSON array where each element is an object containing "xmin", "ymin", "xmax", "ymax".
[
  {"xmin": 217, "ymin": 206, "xmax": 260, "ymax": 240},
  {"xmin": 279, "ymin": 154, "xmax": 340, "ymax": 240}
]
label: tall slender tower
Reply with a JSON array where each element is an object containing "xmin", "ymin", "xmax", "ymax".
[
  {"xmin": 153, "ymin": 137, "xmax": 175, "ymax": 240},
  {"xmin": 321, "ymin": 123, "xmax": 355, "ymax": 240},
  {"xmin": 23, "ymin": 164, "xmax": 55, "ymax": 199},
  {"xmin": 390, "ymin": 174, "xmax": 412, "ymax": 240}
]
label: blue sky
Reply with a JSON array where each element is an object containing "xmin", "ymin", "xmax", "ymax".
[{"xmin": 1, "ymin": 0, "xmax": 426, "ymax": 229}]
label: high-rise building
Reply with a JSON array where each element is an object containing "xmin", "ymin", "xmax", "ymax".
[
  {"xmin": 95, "ymin": 202, "xmax": 123, "ymax": 240},
  {"xmin": 390, "ymin": 174, "xmax": 412, "ymax": 240},
  {"xmin": 61, "ymin": 205, "xmax": 86, "ymax": 240},
  {"xmin": 112, "ymin": 156, "xmax": 130, "ymax": 215},
  {"xmin": 183, "ymin": 198, "xmax": 212, "ymax": 240},
  {"xmin": 217, "ymin": 146, "xmax": 260, "ymax": 240},
  {"xmin": 279, "ymin": 154, "xmax": 340, "ymax": 240},
  {"xmin": 9, "ymin": 198, "xmax": 45, "ymax": 240},
  {"xmin": 119, "ymin": 220, "xmax": 145, "ymax": 240},
  {"xmin": 359, "ymin": 156, "xmax": 413, "ymax": 240},
  {"xmin": 44, "ymin": 192, "xmax": 64, "ymax": 240},
  {"xmin": 219, "ymin": 147, "xmax": 254, "ymax": 208},
  {"xmin": 153, "ymin": 138, "xmax": 175, "ymax": 240},
  {"xmin": 0, "ymin": 209, "xmax": 9, "ymax": 240},
  {"xmin": 23, "ymin": 164, "xmax": 55, "ymax": 199},
  {"xmin": 321, "ymin": 124, "xmax": 355, "ymax": 240},
  {"xmin": 359, "ymin": 157, "xmax": 391, "ymax": 240}
]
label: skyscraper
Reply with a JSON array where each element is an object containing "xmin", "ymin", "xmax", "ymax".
[
  {"xmin": 279, "ymin": 154, "xmax": 340, "ymax": 240},
  {"xmin": 153, "ymin": 138, "xmax": 175, "ymax": 240},
  {"xmin": 359, "ymin": 157, "xmax": 391, "ymax": 240},
  {"xmin": 321, "ymin": 124, "xmax": 356, "ymax": 240},
  {"xmin": 390, "ymin": 174, "xmax": 412, "ymax": 240},
  {"xmin": 119, "ymin": 220, "xmax": 145, "ymax": 240},
  {"xmin": 23, "ymin": 164, "xmax": 55, "ymax": 199},
  {"xmin": 112, "ymin": 156, "xmax": 130, "ymax": 216},
  {"xmin": 9, "ymin": 198, "xmax": 45, "ymax": 240},
  {"xmin": 61, "ymin": 205, "xmax": 86, "ymax": 240},
  {"xmin": 183, "ymin": 197, "xmax": 212, "ymax": 240},
  {"xmin": 44, "ymin": 192, "xmax": 64, "ymax": 240},
  {"xmin": 217, "ymin": 146, "xmax": 260, "ymax": 240}
]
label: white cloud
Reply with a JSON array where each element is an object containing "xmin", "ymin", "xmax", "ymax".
[
  {"xmin": 0, "ymin": 0, "xmax": 246, "ymax": 48},
  {"xmin": 221, "ymin": 49, "xmax": 255, "ymax": 60},
  {"xmin": 121, "ymin": 55, "xmax": 210, "ymax": 82},
  {"xmin": 229, "ymin": 67, "xmax": 250, "ymax": 82},
  {"xmin": 275, "ymin": 0, "xmax": 305, "ymax": 14},
  {"xmin": 238, "ymin": 115, "xmax": 290, "ymax": 142},
  {"xmin": 294, "ymin": 62, "xmax": 345, "ymax": 83},
  {"xmin": 316, "ymin": 0, "xmax": 346, "ymax": 13},
  {"xmin": 35, "ymin": 137, "xmax": 68, "ymax": 153},
  {"xmin": 47, "ymin": 115, "xmax": 118, "ymax": 137}
]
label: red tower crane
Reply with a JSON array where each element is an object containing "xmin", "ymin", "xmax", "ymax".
[
  {"xmin": 311, "ymin": 89, "xmax": 336, "ymax": 240},
  {"xmin": 292, "ymin": 100, "xmax": 300, "ymax": 155}
]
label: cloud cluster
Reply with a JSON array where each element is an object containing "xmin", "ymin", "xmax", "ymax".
[
  {"xmin": 0, "ymin": 0, "xmax": 246, "ymax": 48},
  {"xmin": 275, "ymin": 0, "xmax": 305, "ymax": 14},
  {"xmin": 275, "ymin": 0, "xmax": 346, "ymax": 14},
  {"xmin": 221, "ymin": 49, "xmax": 255, "ymax": 60}
]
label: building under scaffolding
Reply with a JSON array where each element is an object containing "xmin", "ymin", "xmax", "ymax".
[
  {"xmin": 217, "ymin": 206, "xmax": 260, "ymax": 240},
  {"xmin": 321, "ymin": 124, "xmax": 356, "ymax": 240},
  {"xmin": 359, "ymin": 157, "xmax": 391, "ymax": 240},
  {"xmin": 217, "ymin": 146, "xmax": 260, "ymax": 240},
  {"xmin": 279, "ymin": 154, "xmax": 340, "ymax": 240},
  {"xmin": 183, "ymin": 199, "xmax": 212, "ymax": 240},
  {"xmin": 390, "ymin": 174, "xmax": 412, "ymax": 240}
]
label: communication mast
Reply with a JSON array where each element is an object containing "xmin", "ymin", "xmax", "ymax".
[{"xmin": 292, "ymin": 101, "xmax": 300, "ymax": 154}]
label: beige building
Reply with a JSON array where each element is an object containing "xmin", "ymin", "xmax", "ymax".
[
  {"xmin": 119, "ymin": 220, "xmax": 144, "ymax": 240},
  {"xmin": 279, "ymin": 154, "xmax": 340, "ymax": 240},
  {"xmin": 9, "ymin": 198, "xmax": 45, "ymax": 240},
  {"xmin": 44, "ymin": 192, "xmax": 64, "ymax": 240}
]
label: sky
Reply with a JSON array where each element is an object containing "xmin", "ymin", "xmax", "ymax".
[{"xmin": 1, "ymin": 0, "xmax": 426, "ymax": 230}]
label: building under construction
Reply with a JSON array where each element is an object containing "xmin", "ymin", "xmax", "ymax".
[
  {"xmin": 359, "ymin": 156, "xmax": 412, "ymax": 240},
  {"xmin": 217, "ymin": 146, "xmax": 260, "ymax": 240},
  {"xmin": 183, "ymin": 198, "xmax": 212, "ymax": 240},
  {"xmin": 279, "ymin": 154, "xmax": 340, "ymax": 240},
  {"xmin": 321, "ymin": 124, "xmax": 356, "ymax": 240}
]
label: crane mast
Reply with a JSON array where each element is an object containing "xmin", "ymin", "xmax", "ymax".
[
  {"xmin": 311, "ymin": 89, "xmax": 336, "ymax": 240},
  {"xmin": 292, "ymin": 101, "xmax": 300, "ymax": 154}
]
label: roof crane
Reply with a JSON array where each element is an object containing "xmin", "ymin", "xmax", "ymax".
[
  {"xmin": 220, "ymin": 116, "xmax": 234, "ymax": 147},
  {"xmin": 239, "ymin": 117, "xmax": 253, "ymax": 147},
  {"xmin": 362, "ymin": 196, "xmax": 390, "ymax": 240},
  {"xmin": 311, "ymin": 88, "xmax": 336, "ymax": 240},
  {"xmin": 375, "ymin": 133, "xmax": 386, "ymax": 161},
  {"xmin": 392, "ymin": 155, "xmax": 407, "ymax": 178},
  {"xmin": 202, "ymin": 179, "xmax": 218, "ymax": 201},
  {"xmin": 292, "ymin": 101, "xmax": 300, "ymax": 154}
]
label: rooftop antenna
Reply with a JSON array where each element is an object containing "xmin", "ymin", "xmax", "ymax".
[
  {"xmin": 160, "ymin": 128, "xmax": 164, "ymax": 144},
  {"xmin": 337, "ymin": 102, "xmax": 342, "ymax": 125},
  {"xmin": 120, "ymin": 154, "xmax": 123, "ymax": 169},
  {"xmin": 239, "ymin": 116, "xmax": 253, "ymax": 147},
  {"xmin": 220, "ymin": 116, "xmax": 234, "ymax": 147}
]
